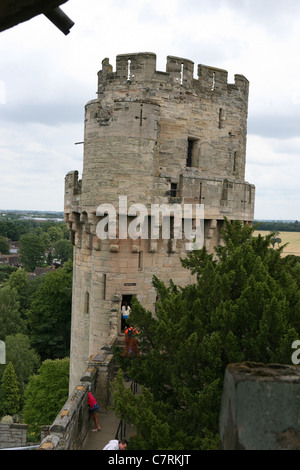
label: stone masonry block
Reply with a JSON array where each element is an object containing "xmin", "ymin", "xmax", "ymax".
[{"xmin": 219, "ymin": 362, "xmax": 300, "ymax": 450}]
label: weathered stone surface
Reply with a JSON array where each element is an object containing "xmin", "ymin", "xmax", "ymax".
[
  {"xmin": 0, "ymin": 423, "xmax": 27, "ymax": 449},
  {"xmin": 38, "ymin": 353, "xmax": 115, "ymax": 450},
  {"xmin": 38, "ymin": 435, "xmax": 60, "ymax": 450},
  {"xmin": 219, "ymin": 362, "xmax": 300, "ymax": 450},
  {"xmin": 65, "ymin": 52, "xmax": 255, "ymax": 391}
]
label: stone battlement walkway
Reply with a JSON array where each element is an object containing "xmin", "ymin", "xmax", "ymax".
[{"xmin": 81, "ymin": 409, "xmax": 135, "ymax": 450}]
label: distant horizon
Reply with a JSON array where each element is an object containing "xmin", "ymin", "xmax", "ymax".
[{"xmin": 0, "ymin": 209, "xmax": 298, "ymax": 223}]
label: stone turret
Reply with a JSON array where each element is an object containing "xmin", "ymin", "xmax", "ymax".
[{"xmin": 65, "ymin": 53, "xmax": 255, "ymax": 391}]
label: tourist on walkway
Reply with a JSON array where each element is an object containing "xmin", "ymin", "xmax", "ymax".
[
  {"xmin": 88, "ymin": 392, "xmax": 101, "ymax": 431},
  {"xmin": 103, "ymin": 438, "xmax": 128, "ymax": 450}
]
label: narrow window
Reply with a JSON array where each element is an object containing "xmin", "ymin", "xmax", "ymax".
[
  {"xmin": 187, "ymin": 138, "xmax": 198, "ymax": 167},
  {"xmin": 103, "ymin": 273, "xmax": 106, "ymax": 300},
  {"xmin": 187, "ymin": 139, "xmax": 193, "ymax": 167},
  {"xmin": 170, "ymin": 183, "xmax": 177, "ymax": 197},
  {"xmin": 85, "ymin": 291, "xmax": 90, "ymax": 314},
  {"xmin": 199, "ymin": 182, "xmax": 204, "ymax": 203},
  {"xmin": 233, "ymin": 152, "xmax": 237, "ymax": 174},
  {"xmin": 139, "ymin": 105, "xmax": 143, "ymax": 126},
  {"xmin": 167, "ymin": 217, "xmax": 175, "ymax": 253},
  {"xmin": 138, "ymin": 251, "xmax": 143, "ymax": 271},
  {"xmin": 219, "ymin": 108, "xmax": 224, "ymax": 129}
]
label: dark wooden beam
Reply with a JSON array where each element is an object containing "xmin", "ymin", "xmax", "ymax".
[{"xmin": 0, "ymin": 0, "xmax": 72, "ymax": 33}]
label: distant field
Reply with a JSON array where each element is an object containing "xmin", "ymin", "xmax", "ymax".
[{"xmin": 254, "ymin": 231, "xmax": 300, "ymax": 257}]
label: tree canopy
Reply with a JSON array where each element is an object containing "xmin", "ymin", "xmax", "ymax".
[
  {"xmin": 26, "ymin": 261, "xmax": 72, "ymax": 361},
  {"xmin": 0, "ymin": 285, "xmax": 27, "ymax": 341},
  {"xmin": 22, "ymin": 358, "xmax": 70, "ymax": 437},
  {"xmin": 0, "ymin": 361, "xmax": 20, "ymax": 417},
  {"xmin": 112, "ymin": 219, "xmax": 300, "ymax": 450}
]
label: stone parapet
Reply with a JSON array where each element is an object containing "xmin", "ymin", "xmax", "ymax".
[
  {"xmin": 38, "ymin": 343, "xmax": 116, "ymax": 450},
  {"xmin": 0, "ymin": 423, "xmax": 27, "ymax": 449},
  {"xmin": 219, "ymin": 362, "xmax": 300, "ymax": 450}
]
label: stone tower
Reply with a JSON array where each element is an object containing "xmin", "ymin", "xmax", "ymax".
[{"xmin": 64, "ymin": 52, "xmax": 255, "ymax": 391}]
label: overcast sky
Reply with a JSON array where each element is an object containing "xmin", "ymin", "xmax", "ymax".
[{"xmin": 0, "ymin": 0, "xmax": 300, "ymax": 220}]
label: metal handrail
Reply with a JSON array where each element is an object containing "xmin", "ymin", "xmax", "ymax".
[
  {"xmin": 0, "ymin": 445, "xmax": 40, "ymax": 450},
  {"xmin": 115, "ymin": 380, "xmax": 138, "ymax": 441},
  {"xmin": 114, "ymin": 419, "xmax": 127, "ymax": 441}
]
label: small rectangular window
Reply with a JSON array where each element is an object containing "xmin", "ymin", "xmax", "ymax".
[
  {"xmin": 219, "ymin": 108, "xmax": 225, "ymax": 129},
  {"xmin": 85, "ymin": 291, "xmax": 90, "ymax": 314},
  {"xmin": 138, "ymin": 251, "xmax": 143, "ymax": 271},
  {"xmin": 186, "ymin": 138, "xmax": 199, "ymax": 168},
  {"xmin": 170, "ymin": 183, "xmax": 177, "ymax": 197},
  {"xmin": 187, "ymin": 139, "xmax": 193, "ymax": 167},
  {"xmin": 233, "ymin": 151, "xmax": 237, "ymax": 175}
]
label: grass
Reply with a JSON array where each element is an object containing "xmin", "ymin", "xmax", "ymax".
[{"xmin": 254, "ymin": 231, "xmax": 300, "ymax": 257}]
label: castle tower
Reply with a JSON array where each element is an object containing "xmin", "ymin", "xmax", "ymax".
[{"xmin": 65, "ymin": 53, "xmax": 255, "ymax": 391}]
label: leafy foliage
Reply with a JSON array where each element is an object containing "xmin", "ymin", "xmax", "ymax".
[
  {"xmin": 0, "ymin": 362, "xmax": 20, "ymax": 416},
  {"xmin": 0, "ymin": 236, "xmax": 10, "ymax": 254},
  {"xmin": 26, "ymin": 262, "xmax": 72, "ymax": 360},
  {"xmin": 19, "ymin": 233, "xmax": 47, "ymax": 271},
  {"xmin": 112, "ymin": 219, "xmax": 300, "ymax": 450},
  {"xmin": 22, "ymin": 358, "xmax": 70, "ymax": 437},
  {"xmin": 4, "ymin": 334, "xmax": 40, "ymax": 397},
  {"xmin": 0, "ymin": 285, "xmax": 27, "ymax": 341}
]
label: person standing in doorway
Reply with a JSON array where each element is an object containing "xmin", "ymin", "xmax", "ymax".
[{"xmin": 121, "ymin": 301, "xmax": 131, "ymax": 330}]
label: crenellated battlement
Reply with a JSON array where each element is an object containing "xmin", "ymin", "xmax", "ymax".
[{"xmin": 97, "ymin": 52, "xmax": 249, "ymax": 100}]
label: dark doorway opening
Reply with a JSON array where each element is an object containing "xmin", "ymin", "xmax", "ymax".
[{"xmin": 121, "ymin": 294, "xmax": 133, "ymax": 331}]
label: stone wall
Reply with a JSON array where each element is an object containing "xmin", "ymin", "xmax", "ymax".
[
  {"xmin": 38, "ymin": 343, "xmax": 115, "ymax": 450},
  {"xmin": 219, "ymin": 362, "xmax": 300, "ymax": 450},
  {"xmin": 0, "ymin": 423, "xmax": 27, "ymax": 449}
]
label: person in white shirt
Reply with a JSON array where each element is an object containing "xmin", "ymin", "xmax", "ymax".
[
  {"xmin": 121, "ymin": 301, "xmax": 131, "ymax": 330},
  {"xmin": 103, "ymin": 438, "xmax": 128, "ymax": 450}
]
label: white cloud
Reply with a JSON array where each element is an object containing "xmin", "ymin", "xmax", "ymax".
[
  {"xmin": 0, "ymin": 0, "xmax": 299, "ymax": 219},
  {"xmin": 246, "ymin": 135, "xmax": 300, "ymax": 219}
]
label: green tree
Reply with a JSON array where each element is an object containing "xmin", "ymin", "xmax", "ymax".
[
  {"xmin": 22, "ymin": 358, "xmax": 69, "ymax": 436},
  {"xmin": 5, "ymin": 267, "xmax": 28, "ymax": 293},
  {"xmin": 0, "ymin": 361, "xmax": 20, "ymax": 417},
  {"xmin": 0, "ymin": 265, "xmax": 18, "ymax": 283},
  {"xmin": 53, "ymin": 239, "xmax": 73, "ymax": 265},
  {"xmin": 47, "ymin": 225, "xmax": 65, "ymax": 244},
  {"xmin": 0, "ymin": 236, "xmax": 10, "ymax": 254},
  {"xmin": 0, "ymin": 285, "xmax": 27, "ymax": 341},
  {"xmin": 26, "ymin": 263, "xmax": 72, "ymax": 360},
  {"xmin": 112, "ymin": 219, "xmax": 300, "ymax": 450},
  {"xmin": 3, "ymin": 334, "xmax": 40, "ymax": 397},
  {"xmin": 4, "ymin": 268, "xmax": 30, "ymax": 316},
  {"xmin": 19, "ymin": 233, "xmax": 46, "ymax": 271}
]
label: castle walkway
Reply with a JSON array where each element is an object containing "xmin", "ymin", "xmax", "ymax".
[
  {"xmin": 81, "ymin": 378, "xmax": 136, "ymax": 450},
  {"xmin": 81, "ymin": 406, "xmax": 135, "ymax": 450},
  {"xmin": 38, "ymin": 361, "xmax": 300, "ymax": 450},
  {"xmin": 38, "ymin": 334, "xmax": 137, "ymax": 450}
]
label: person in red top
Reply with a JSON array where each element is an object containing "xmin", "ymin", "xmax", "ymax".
[
  {"xmin": 122, "ymin": 327, "xmax": 140, "ymax": 358},
  {"xmin": 88, "ymin": 392, "xmax": 101, "ymax": 431}
]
